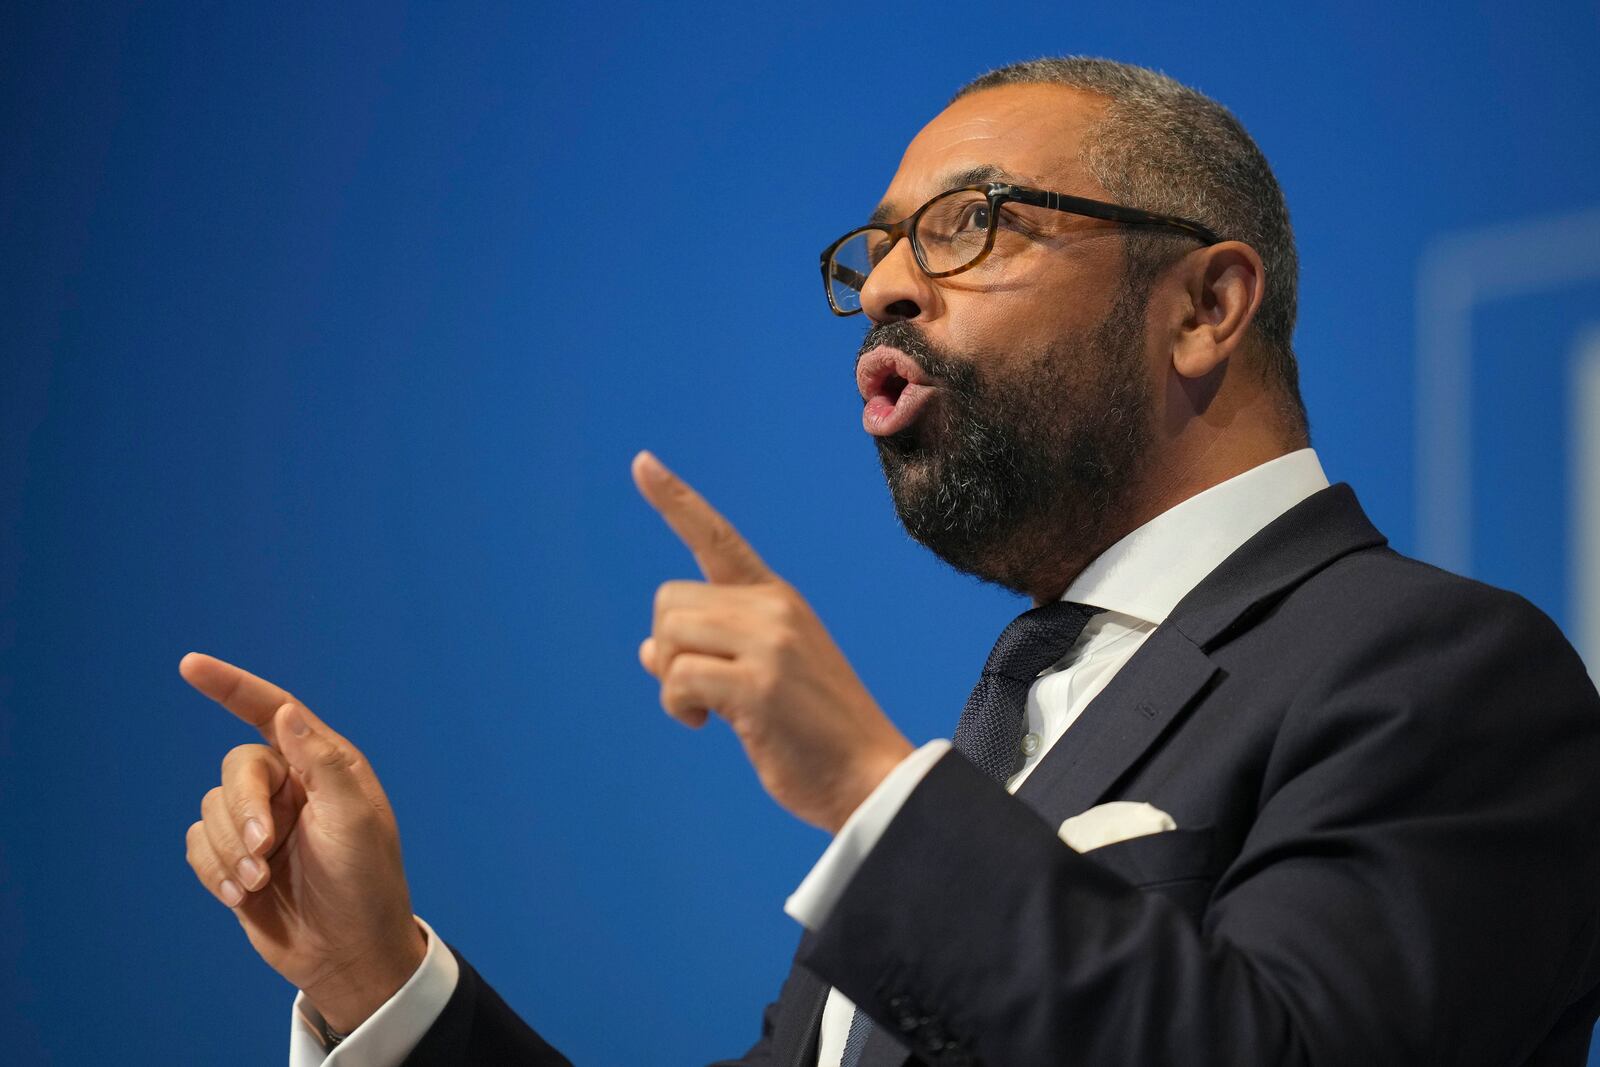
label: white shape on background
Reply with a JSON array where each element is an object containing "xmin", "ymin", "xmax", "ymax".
[
  {"xmin": 1572, "ymin": 328, "xmax": 1600, "ymax": 678},
  {"xmin": 1415, "ymin": 206, "xmax": 1600, "ymax": 575}
]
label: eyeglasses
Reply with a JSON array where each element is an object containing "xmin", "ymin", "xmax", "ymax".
[{"xmin": 819, "ymin": 182, "xmax": 1223, "ymax": 316}]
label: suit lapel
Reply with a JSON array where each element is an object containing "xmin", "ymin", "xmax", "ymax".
[
  {"xmin": 1013, "ymin": 624, "xmax": 1216, "ymax": 821},
  {"xmin": 1015, "ymin": 484, "xmax": 1387, "ymax": 822},
  {"xmin": 1163, "ymin": 483, "xmax": 1386, "ymax": 650}
]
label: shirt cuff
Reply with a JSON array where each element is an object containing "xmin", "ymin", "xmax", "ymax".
[
  {"xmin": 289, "ymin": 916, "xmax": 460, "ymax": 1067},
  {"xmin": 785, "ymin": 740, "xmax": 952, "ymax": 930}
]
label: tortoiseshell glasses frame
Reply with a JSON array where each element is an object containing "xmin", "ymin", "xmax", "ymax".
[{"xmin": 819, "ymin": 182, "xmax": 1223, "ymax": 316}]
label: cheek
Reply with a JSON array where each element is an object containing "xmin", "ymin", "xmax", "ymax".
[
  {"xmin": 949, "ymin": 251, "xmax": 1121, "ymax": 346},
  {"xmin": 937, "ymin": 286, "xmax": 1091, "ymax": 366},
  {"xmin": 1159, "ymin": 370, "xmax": 1194, "ymax": 436},
  {"xmin": 940, "ymin": 300, "xmax": 1012, "ymax": 356}
]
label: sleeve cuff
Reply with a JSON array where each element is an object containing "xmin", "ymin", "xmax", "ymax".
[
  {"xmin": 785, "ymin": 740, "xmax": 952, "ymax": 930},
  {"xmin": 289, "ymin": 916, "xmax": 460, "ymax": 1067}
]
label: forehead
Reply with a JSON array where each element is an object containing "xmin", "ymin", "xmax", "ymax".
[{"xmin": 876, "ymin": 83, "xmax": 1108, "ymax": 217}]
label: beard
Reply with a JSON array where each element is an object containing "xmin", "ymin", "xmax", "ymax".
[{"xmin": 862, "ymin": 286, "xmax": 1155, "ymax": 596}]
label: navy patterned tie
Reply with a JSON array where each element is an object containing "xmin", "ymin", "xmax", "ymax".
[
  {"xmin": 839, "ymin": 600, "xmax": 1101, "ymax": 1066},
  {"xmin": 951, "ymin": 599, "xmax": 1103, "ymax": 782}
]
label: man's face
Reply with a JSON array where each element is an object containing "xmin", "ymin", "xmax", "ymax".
[{"xmin": 854, "ymin": 84, "xmax": 1158, "ymax": 594}]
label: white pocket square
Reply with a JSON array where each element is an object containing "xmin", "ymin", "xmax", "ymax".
[{"xmin": 1057, "ymin": 801, "xmax": 1177, "ymax": 853}]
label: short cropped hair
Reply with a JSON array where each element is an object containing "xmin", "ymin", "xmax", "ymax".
[{"xmin": 957, "ymin": 58, "xmax": 1308, "ymax": 437}]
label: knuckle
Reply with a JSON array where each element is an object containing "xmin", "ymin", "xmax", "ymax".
[
  {"xmin": 660, "ymin": 663, "xmax": 698, "ymax": 710},
  {"xmin": 729, "ymin": 707, "xmax": 766, "ymax": 749},
  {"xmin": 751, "ymin": 621, "xmax": 794, "ymax": 660},
  {"xmin": 220, "ymin": 743, "xmax": 266, "ymax": 777},
  {"xmin": 749, "ymin": 664, "xmax": 781, "ymax": 701},
  {"xmin": 662, "ymin": 696, "xmax": 703, "ymax": 728},
  {"xmin": 655, "ymin": 580, "xmax": 686, "ymax": 614},
  {"xmin": 663, "ymin": 653, "xmax": 697, "ymax": 686},
  {"xmin": 185, "ymin": 825, "xmax": 212, "ymax": 871},
  {"xmin": 775, "ymin": 586, "xmax": 806, "ymax": 622},
  {"xmin": 667, "ymin": 607, "xmax": 706, "ymax": 642},
  {"xmin": 653, "ymin": 607, "xmax": 678, "ymax": 638},
  {"xmin": 201, "ymin": 786, "xmax": 225, "ymax": 817},
  {"xmin": 707, "ymin": 518, "xmax": 736, "ymax": 549},
  {"xmin": 226, "ymin": 790, "xmax": 256, "ymax": 825},
  {"xmin": 757, "ymin": 584, "xmax": 796, "ymax": 620},
  {"xmin": 311, "ymin": 738, "xmax": 348, "ymax": 770},
  {"xmin": 765, "ymin": 623, "xmax": 797, "ymax": 653}
]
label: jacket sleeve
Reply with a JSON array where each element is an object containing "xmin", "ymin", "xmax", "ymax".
[
  {"xmin": 397, "ymin": 946, "xmax": 572, "ymax": 1067},
  {"xmin": 796, "ymin": 600, "xmax": 1600, "ymax": 1066},
  {"xmin": 398, "ymin": 943, "xmax": 807, "ymax": 1066}
]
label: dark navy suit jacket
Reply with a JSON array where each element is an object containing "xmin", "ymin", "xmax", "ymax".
[{"xmin": 400, "ymin": 485, "xmax": 1600, "ymax": 1066}]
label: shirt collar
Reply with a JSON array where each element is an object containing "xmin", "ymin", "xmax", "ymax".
[{"xmin": 1063, "ymin": 449, "xmax": 1330, "ymax": 626}]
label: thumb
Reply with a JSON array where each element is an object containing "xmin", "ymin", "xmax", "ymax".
[{"xmin": 273, "ymin": 702, "xmax": 372, "ymax": 807}]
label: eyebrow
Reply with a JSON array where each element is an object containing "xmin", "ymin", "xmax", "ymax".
[{"xmin": 867, "ymin": 164, "xmax": 1028, "ymax": 226}]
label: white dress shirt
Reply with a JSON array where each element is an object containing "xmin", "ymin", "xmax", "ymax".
[{"xmin": 288, "ymin": 449, "xmax": 1330, "ymax": 1067}]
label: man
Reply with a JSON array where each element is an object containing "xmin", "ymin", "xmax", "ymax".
[{"xmin": 181, "ymin": 57, "xmax": 1600, "ymax": 1065}]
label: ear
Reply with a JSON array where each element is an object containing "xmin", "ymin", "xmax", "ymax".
[{"xmin": 1171, "ymin": 241, "xmax": 1266, "ymax": 379}]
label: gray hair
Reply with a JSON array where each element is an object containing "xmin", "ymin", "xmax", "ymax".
[{"xmin": 956, "ymin": 57, "xmax": 1307, "ymax": 436}]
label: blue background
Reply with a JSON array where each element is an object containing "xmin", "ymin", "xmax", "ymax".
[{"xmin": 3, "ymin": 2, "xmax": 1597, "ymax": 1062}]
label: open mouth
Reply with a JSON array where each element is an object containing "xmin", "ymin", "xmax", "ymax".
[{"xmin": 858, "ymin": 346, "xmax": 938, "ymax": 437}]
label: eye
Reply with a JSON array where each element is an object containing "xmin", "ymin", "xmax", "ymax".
[{"xmin": 955, "ymin": 201, "xmax": 991, "ymax": 233}]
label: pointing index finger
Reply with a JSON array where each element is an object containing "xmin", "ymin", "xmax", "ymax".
[
  {"xmin": 179, "ymin": 652, "xmax": 295, "ymax": 744},
  {"xmin": 632, "ymin": 451, "xmax": 773, "ymax": 585}
]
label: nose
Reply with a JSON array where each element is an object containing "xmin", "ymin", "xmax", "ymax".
[{"xmin": 859, "ymin": 237, "xmax": 940, "ymax": 324}]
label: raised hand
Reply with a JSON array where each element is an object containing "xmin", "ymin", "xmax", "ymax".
[
  {"xmin": 633, "ymin": 452, "xmax": 914, "ymax": 833},
  {"xmin": 179, "ymin": 653, "xmax": 426, "ymax": 1033}
]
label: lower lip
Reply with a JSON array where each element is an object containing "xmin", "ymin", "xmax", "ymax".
[{"xmin": 863, "ymin": 382, "xmax": 936, "ymax": 437}]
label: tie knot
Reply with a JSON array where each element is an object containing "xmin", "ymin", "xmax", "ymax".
[{"xmin": 981, "ymin": 600, "xmax": 1101, "ymax": 682}]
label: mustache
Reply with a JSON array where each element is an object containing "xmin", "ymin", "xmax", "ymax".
[{"xmin": 855, "ymin": 321, "xmax": 976, "ymax": 392}]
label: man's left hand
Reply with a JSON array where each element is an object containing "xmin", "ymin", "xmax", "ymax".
[{"xmin": 633, "ymin": 451, "xmax": 914, "ymax": 834}]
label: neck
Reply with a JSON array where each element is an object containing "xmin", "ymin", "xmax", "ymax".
[{"xmin": 1022, "ymin": 429, "xmax": 1297, "ymax": 606}]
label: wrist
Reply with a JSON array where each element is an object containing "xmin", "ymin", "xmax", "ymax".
[
  {"xmin": 305, "ymin": 921, "xmax": 429, "ymax": 1035},
  {"xmin": 827, "ymin": 736, "xmax": 916, "ymax": 834}
]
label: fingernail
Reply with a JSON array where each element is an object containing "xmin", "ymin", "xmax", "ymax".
[
  {"xmin": 237, "ymin": 856, "xmax": 264, "ymax": 889},
  {"xmin": 243, "ymin": 819, "xmax": 268, "ymax": 853},
  {"xmin": 286, "ymin": 707, "xmax": 310, "ymax": 736},
  {"xmin": 220, "ymin": 879, "xmax": 244, "ymax": 907}
]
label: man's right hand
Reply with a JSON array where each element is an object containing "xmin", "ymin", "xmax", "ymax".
[{"xmin": 180, "ymin": 652, "xmax": 427, "ymax": 1034}]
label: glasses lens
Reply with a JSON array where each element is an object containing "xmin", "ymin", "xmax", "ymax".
[
  {"xmin": 915, "ymin": 189, "xmax": 994, "ymax": 273},
  {"xmin": 827, "ymin": 229, "xmax": 888, "ymax": 313}
]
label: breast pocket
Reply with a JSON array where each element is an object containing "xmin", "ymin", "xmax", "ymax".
[{"xmin": 1081, "ymin": 826, "xmax": 1220, "ymax": 923}]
